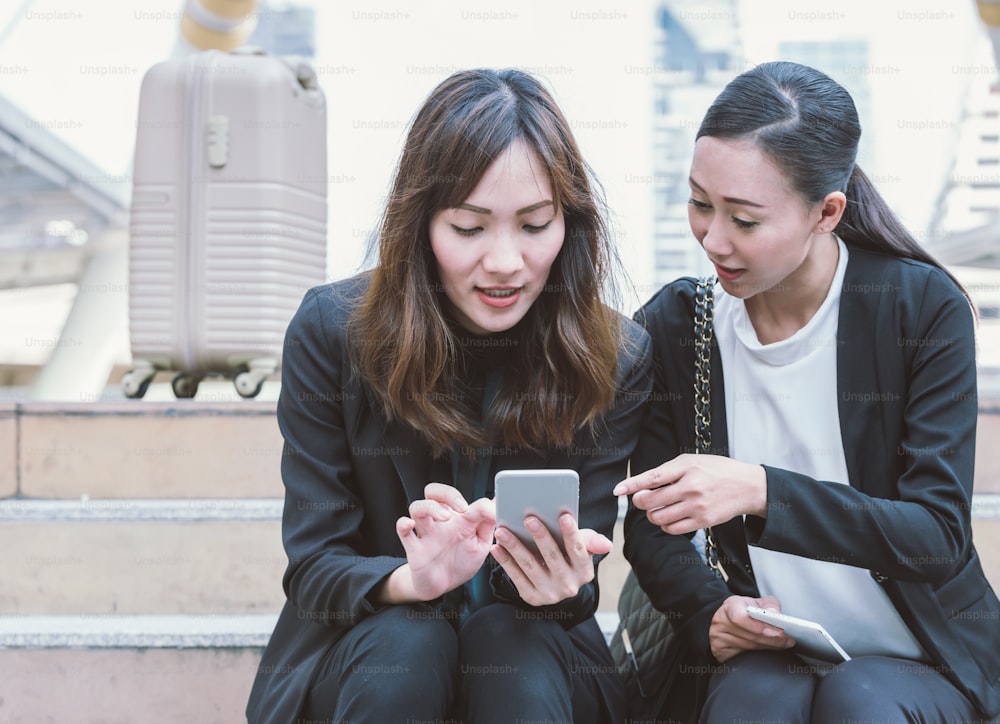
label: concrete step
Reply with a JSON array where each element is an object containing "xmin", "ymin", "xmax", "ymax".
[
  {"xmin": 0, "ymin": 613, "xmax": 274, "ymax": 724},
  {"xmin": 0, "ymin": 612, "xmax": 277, "ymax": 648},
  {"xmin": 3, "ymin": 497, "xmax": 999, "ymax": 617},
  {"xmin": 0, "ymin": 610, "xmax": 614, "ymax": 724},
  {"xmin": 3, "ymin": 403, "xmax": 999, "ymax": 500},
  {"xmin": 0, "ymin": 499, "xmax": 285, "ymax": 615},
  {"xmin": 3, "ymin": 400, "xmax": 283, "ymax": 499},
  {"xmin": 0, "ymin": 397, "xmax": 993, "ymax": 723},
  {"xmin": 2, "ymin": 515, "xmax": 998, "ymax": 723}
]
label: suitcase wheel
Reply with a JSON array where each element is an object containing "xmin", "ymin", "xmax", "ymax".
[
  {"xmin": 122, "ymin": 366, "xmax": 156, "ymax": 399},
  {"xmin": 233, "ymin": 360, "xmax": 275, "ymax": 399},
  {"xmin": 171, "ymin": 373, "xmax": 202, "ymax": 399},
  {"xmin": 233, "ymin": 370, "xmax": 267, "ymax": 398}
]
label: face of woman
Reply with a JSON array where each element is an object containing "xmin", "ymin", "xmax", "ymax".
[
  {"xmin": 687, "ymin": 136, "xmax": 829, "ymax": 299},
  {"xmin": 429, "ymin": 138, "xmax": 566, "ymax": 335}
]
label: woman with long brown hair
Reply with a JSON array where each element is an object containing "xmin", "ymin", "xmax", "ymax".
[{"xmin": 246, "ymin": 67, "xmax": 651, "ymax": 723}]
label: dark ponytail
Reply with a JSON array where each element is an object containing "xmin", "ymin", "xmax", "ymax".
[
  {"xmin": 837, "ymin": 165, "xmax": 967, "ymax": 296},
  {"xmin": 698, "ymin": 61, "xmax": 969, "ymax": 301}
]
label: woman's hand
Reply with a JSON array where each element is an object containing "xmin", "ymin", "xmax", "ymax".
[
  {"xmin": 491, "ymin": 512, "xmax": 612, "ymax": 607},
  {"xmin": 613, "ymin": 453, "xmax": 768, "ymax": 534},
  {"xmin": 709, "ymin": 595, "xmax": 795, "ymax": 663},
  {"xmin": 381, "ymin": 483, "xmax": 496, "ymax": 604}
]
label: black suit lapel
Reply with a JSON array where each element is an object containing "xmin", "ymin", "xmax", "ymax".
[
  {"xmin": 358, "ymin": 384, "xmax": 432, "ymax": 504},
  {"xmin": 836, "ymin": 249, "xmax": 886, "ymax": 495}
]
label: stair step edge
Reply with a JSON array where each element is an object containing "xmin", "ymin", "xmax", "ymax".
[
  {"xmin": 0, "ymin": 498, "xmax": 284, "ymax": 522},
  {"xmin": 4, "ymin": 494, "xmax": 1000, "ymax": 523},
  {"xmin": 0, "ymin": 613, "xmax": 279, "ymax": 649},
  {"xmin": 0, "ymin": 612, "xmax": 624, "ymax": 649}
]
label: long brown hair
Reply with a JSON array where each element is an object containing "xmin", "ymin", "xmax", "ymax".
[{"xmin": 350, "ymin": 68, "xmax": 623, "ymax": 457}]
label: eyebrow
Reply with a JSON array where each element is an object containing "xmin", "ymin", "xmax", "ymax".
[
  {"xmin": 456, "ymin": 200, "xmax": 555, "ymax": 215},
  {"xmin": 689, "ymin": 177, "xmax": 765, "ymax": 208}
]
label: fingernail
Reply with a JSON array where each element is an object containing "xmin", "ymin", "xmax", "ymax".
[
  {"xmin": 525, "ymin": 517, "xmax": 540, "ymax": 531},
  {"xmin": 495, "ymin": 528, "xmax": 510, "ymax": 542},
  {"xmin": 612, "ymin": 483, "xmax": 626, "ymax": 496}
]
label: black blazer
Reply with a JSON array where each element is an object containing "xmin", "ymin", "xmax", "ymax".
[
  {"xmin": 626, "ymin": 247, "xmax": 1000, "ymax": 718},
  {"xmin": 247, "ymin": 274, "xmax": 653, "ymax": 723}
]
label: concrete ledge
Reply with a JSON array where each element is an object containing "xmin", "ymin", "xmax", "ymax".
[
  {"xmin": 0, "ymin": 497, "xmax": 283, "ymax": 522},
  {"xmin": 12, "ymin": 495, "xmax": 992, "ymax": 524},
  {"xmin": 974, "ymin": 518, "xmax": 1000, "ymax": 590},
  {"xmin": 0, "ymin": 613, "xmax": 615, "ymax": 723},
  {"xmin": 2, "ymin": 403, "xmax": 997, "ymax": 500},
  {"xmin": 0, "ymin": 613, "xmax": 276, "ymax": 650},
  {"xmin": 15, "ymin": 400, "xmax": 283, "ymax": 498},
  {"xmin": 976, "ymin": 413, "xmax": 1000, "ymax": 493},
  {"xmin": 0, "ymin": 500, "xmax": 994, "ymax": 617},
  {"xmin": 0, "ymin": 646, "xmax": 262, "ymax": 724},
  {"xmin": 0, "ymin": 517, "xmax": 286, "ymax": 615},
  {"xmin": 0, "ymin": 610, "xmax": 619, "ymax": 649},
  {"xmin": 0, "ymin": 403, "xmax": 15, "ymax": 498},
  {"xmin": 973, "ymin": 493, "xmax": 1000, "ymax": 519},
  {"xmin": 0, "ymin": 613, "xmax": 278, "ymax": 649}
]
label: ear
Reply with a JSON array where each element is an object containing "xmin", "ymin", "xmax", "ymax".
[{"xmin": 815, "ymin": 191, "xmax": 847, "ymax": 233}]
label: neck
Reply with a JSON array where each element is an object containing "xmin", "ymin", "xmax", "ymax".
[{"xmin": 744, "ymin": 234, "xmax": 841, "ymax": 344}]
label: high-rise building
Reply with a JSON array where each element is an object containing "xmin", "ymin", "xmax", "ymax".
[
  {"xmin": 927, "ymin": 31, "xmax": 1000, "ymax": 268},
  {"xmin": 649, "ymin": 0, "xmax": 742, "ymax": 287}
]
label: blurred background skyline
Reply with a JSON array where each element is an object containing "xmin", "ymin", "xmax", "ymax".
[{"xmin": 1, "ymin": 0, "xmax": 998, "ymax": 400}]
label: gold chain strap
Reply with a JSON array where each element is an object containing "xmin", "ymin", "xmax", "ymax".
[{"xmin": 694, "ymin": 276, "xmax": 726, "ymax": 580}]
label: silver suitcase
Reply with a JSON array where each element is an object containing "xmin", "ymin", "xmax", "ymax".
[{"xmin": 123, "ymin": 49, "xmax": 327, "ymax": 399}]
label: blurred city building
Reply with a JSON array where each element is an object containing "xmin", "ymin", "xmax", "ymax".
[
  {"xmin": 0, "ymin": 92, "xmax": 130, "ymax": 397},
  {"xmin": 649, "ymin": 0, "xmax": 742, "ymax": 286},
  {"xmin": 3, "ymin": 0, "xmax": 997, "ymax": 404}
]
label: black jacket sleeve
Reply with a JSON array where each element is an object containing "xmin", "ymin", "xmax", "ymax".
[{"xmin": 277, "ymin": 285, "xmax": 406, "ymax": 628}]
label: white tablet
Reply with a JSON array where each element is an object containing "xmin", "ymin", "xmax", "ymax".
[{"xmin": 746, "ymin": 606, "xmax": 851, "ymax": 663}]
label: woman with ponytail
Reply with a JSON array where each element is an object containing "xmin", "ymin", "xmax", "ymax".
[{"xmin": 617, "ymin": 61, "xmax": 999, "ymax": 722}]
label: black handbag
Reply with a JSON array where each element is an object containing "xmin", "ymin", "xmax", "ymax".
[{"xmin": 610, "ymin": 276, "xmax": 722, "ymax": 723}]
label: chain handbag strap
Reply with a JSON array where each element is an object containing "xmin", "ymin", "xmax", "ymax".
[
  {"xmin": 694, "ymin": 276, "xmax": 726, "ymax": 580},
  {"xmin": 693, "ymin": 277, "xmax": 714, "ymax": 454}
]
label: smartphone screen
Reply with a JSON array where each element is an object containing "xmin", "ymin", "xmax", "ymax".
[{"xmin": 494, "ymin": 469, "xmax": 579, "ymax": 553}]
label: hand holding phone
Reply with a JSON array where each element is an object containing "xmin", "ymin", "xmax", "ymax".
[
  {"xmin": 494, "ymin": 469, "xmax": 579, "ymax": 554},
  {"xmin": 746, "ymin": 606, "xmax": 851, "ymax": 662}
]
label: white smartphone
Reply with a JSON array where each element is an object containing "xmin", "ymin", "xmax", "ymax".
[
  {"xmin": 494, "ymin": 469, "xmax": 580, "ymax": 553},
  {"xmin": 746, "ymin": 606, "xmax": 852, "ymax": 663}
]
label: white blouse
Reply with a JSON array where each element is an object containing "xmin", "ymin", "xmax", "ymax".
[{"xmin": 714, "ymin": 238, "xmax": 926, "ymax": 661}]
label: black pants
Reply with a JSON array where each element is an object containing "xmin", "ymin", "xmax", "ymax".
[
  {"xmin": 299, "ymin": 602, "xmax": 623, "ymax": 723},
  {"xmin": 700, "ymin": 649, "xmax": 989, "ymax": 723}
]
